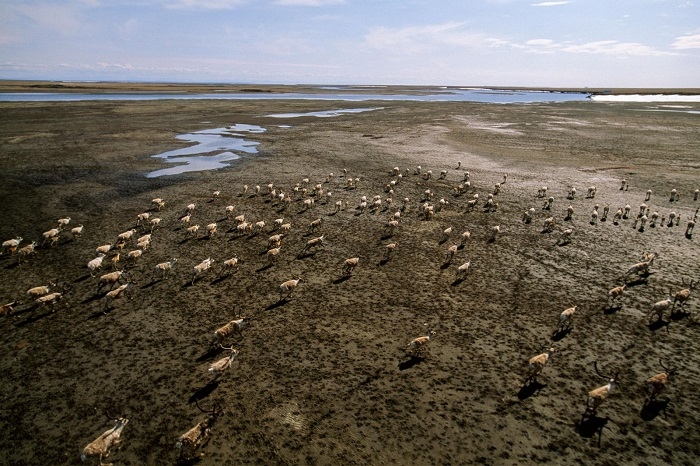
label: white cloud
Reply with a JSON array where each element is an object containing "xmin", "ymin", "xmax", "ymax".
[
  {"xmin": 532, "ymin": 1, "xmax": 570, "ymax": 6},
  {"xmin": 672, "ymin": 34, "xmax": 700, "ymax": 49},
  {"xmin": 363, "ymin": 22, "xmax": 677, "ymax": 59},
  {"xmin": 164, "ymin": 0, "xmax": 249, "ymax": 9},
  {"xmin": 526, "ymin": 39, "xmax": 555, "ymax": 46},
  {"xmin": 97, "ymin": 62, "xmax": 135, "ymax": 70},
  {"xmin": 365, "ymin": 22, "xmax": 490, "ymax": 51},
  {"xmin": 273, "ymin": 0, "xmax": 344, "ymax": 5},
  {"xmin": 522, "ymin": 39, "xmax": 558, "ymax": 53},
  {"xmin": 559, "ymin": 40, "xmax": 675, "ymax": 56},
  {"xmin": 519, "ymin": 39, "xmax": 677, "ymax": 56}
]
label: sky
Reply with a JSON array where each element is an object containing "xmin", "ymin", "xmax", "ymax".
[{"xmin": 0, "ymin": 0, "xmax": 698, "ymax": 87}]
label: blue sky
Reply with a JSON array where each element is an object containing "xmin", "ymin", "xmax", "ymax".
[{"xmin": 1, "ymin": 0, "xmax": 698, "ymax": 87}]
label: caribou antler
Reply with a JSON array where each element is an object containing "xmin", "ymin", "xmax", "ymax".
[
  {"xmin": 195, "ymin": 398, "xmax": 224, "ymax": 417},
  {"xmin": 104, "ymin": 408, "xmax": 127, "ymax": 420},
  {"xmin": 659, "ymin": 359, "xmax": 676, "ymax": 375},
  {"xmin": 593, "ymin": 361, "xmax": 610, "ymax": 381},
  {"xmin": 194, "ymin": 398, "xmax": 215, "ymax": 415}
]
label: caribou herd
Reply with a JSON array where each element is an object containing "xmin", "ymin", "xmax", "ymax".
[{"xmin": 1, "ymin": 158, "xmax": 698, "ymax": 463}]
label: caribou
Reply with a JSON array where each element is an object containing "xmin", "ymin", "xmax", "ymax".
[
  {"xmin": 81, "ymin": 415, "xmax": 128, "ymax": 466},
  {"xmin": 584, "ymin": 361, "xmax": 620, "ymax": 417},
  {"xmin": 176, "ymin": 400, "xmax": 223, "ymax": 462},
  {"xmin": 645, "ymin": 360, "xmax": 676, "ymax": 403},
  {"xmin": 672, "ymin": 277, "xmax": 697, "ymax": 314}
]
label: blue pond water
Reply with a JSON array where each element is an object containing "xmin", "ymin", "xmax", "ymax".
[
  {"xmin": 146, "ymin": 109, "xmax": 396, "ymax": 177},
  {"xmin": 146, "ymin": 124, "xmax": 264, "ymax": 178},
  {"xmin": 266, "ymin": 107, "xmax": 383, "ymax": 118}
]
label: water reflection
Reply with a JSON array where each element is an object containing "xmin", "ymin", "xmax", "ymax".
[
  {"xmin": 146, "ymin": 124, "xmax": 265, "ymax": 178},
  {"xmin": 266, "ymin": 107, "xmax": 382, "ymax": 118}
]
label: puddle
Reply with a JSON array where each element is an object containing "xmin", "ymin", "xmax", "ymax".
[
  {"xmin": 146, "ymin": 124, "xmax": 265, "ymax": 178},
  {"xmin": 266, "ymin": 107, "xmax": 383, "ymax": 118}
]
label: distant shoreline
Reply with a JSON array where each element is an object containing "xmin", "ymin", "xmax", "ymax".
[{"xmin": 0, "ymin": 79, "xmax": 698, "ymax": 96}]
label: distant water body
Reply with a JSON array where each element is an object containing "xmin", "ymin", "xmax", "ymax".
[{"xmin": 0, "ymin": 88, "xmax": 590, "ymax": 104}]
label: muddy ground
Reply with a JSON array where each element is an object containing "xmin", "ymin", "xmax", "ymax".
[{"xmin": 0, "ymin": 88, "xmax": 699, "ymax": 465}]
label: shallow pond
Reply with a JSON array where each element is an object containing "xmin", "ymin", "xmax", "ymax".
[{"xmin": 146, "ymin": 124, "xmax": 264, "ymax": 178}]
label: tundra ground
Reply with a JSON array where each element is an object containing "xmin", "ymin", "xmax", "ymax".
[{"xmin": 0, "ymin": 90, "xmax": 699, "ymax": 465}]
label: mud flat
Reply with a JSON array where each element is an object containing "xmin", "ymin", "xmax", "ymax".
[{"xmin": 0, "ymin": 91, "xmax": 699, "ymax": 465}]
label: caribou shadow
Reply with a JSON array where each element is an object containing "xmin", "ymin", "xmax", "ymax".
[
  {"xmin": 195, "ymin": 346, "xmax": 224, "ymax": 363},
  {"xmin": 266, "ymin": 300, "xmax": 288, "ymax": 311},
  {"xmin": 625, "ymin": 277, "xmax": 650, "ymax": 288},
  {"xmin": 332, "ymin": 275, "xmax": 351, "ymax": 285},
  {"xmin": 398, "ymin": 356, "xmax": 425, "ymax": 371},
  {"xmin": 550, "ymin": 327, "xmax": 572, "ymax": 342},
  {"xmin": 576, "ymin": 414, "xmax": 610, "ymax": 447},
  {"xmin": 647, "ymin": 319, "xmax": 670, "ymax": 332},
  {"xmin": 210, "ymin": 275, "xmax": 230, "ymax": 285},
  {"xmin": 140, "ymin": 279, "xmax": 161, "ymax": 289},
  {"xmin": 81, "ymin": 292, "xmax": 107, "ymax": 305},
  {"xmin": 4, "ymin": 261, "xmax": 20, "ymax": 270},
  {"xmin": 9, "ymin": 306, "xmax": 35, "ymax": 318},
  {"xmin": 86, "ymin": 307, "xmax": 114, "ymax": 320},
  {"xmin": 188, "ymin": 380, "xmax": 221, "ymax": 404},
  {"xmin": 73, "ymin": 274, "xmax": 92, "ymax": 283},
  {"xmin": 296, "ymin": 251, "xmax": 317, "ymax": 260},
  {"xmin": 670, "ymin": 311, "xmax": 690, "ymax": 322},
  {"xmin": 517, "ymin": 380, "xmax": 546, "ymax": 400},
  {"xmin": 15, "ymin": 310, "xmax": 55, "ymax": 327},
  {"xmin": 451, "ymin": 277, "xmax": 466, "ymax": 287},
  {"xmin": 640, "ymin": 399, "xmax": 669, "ymax": 421}
]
